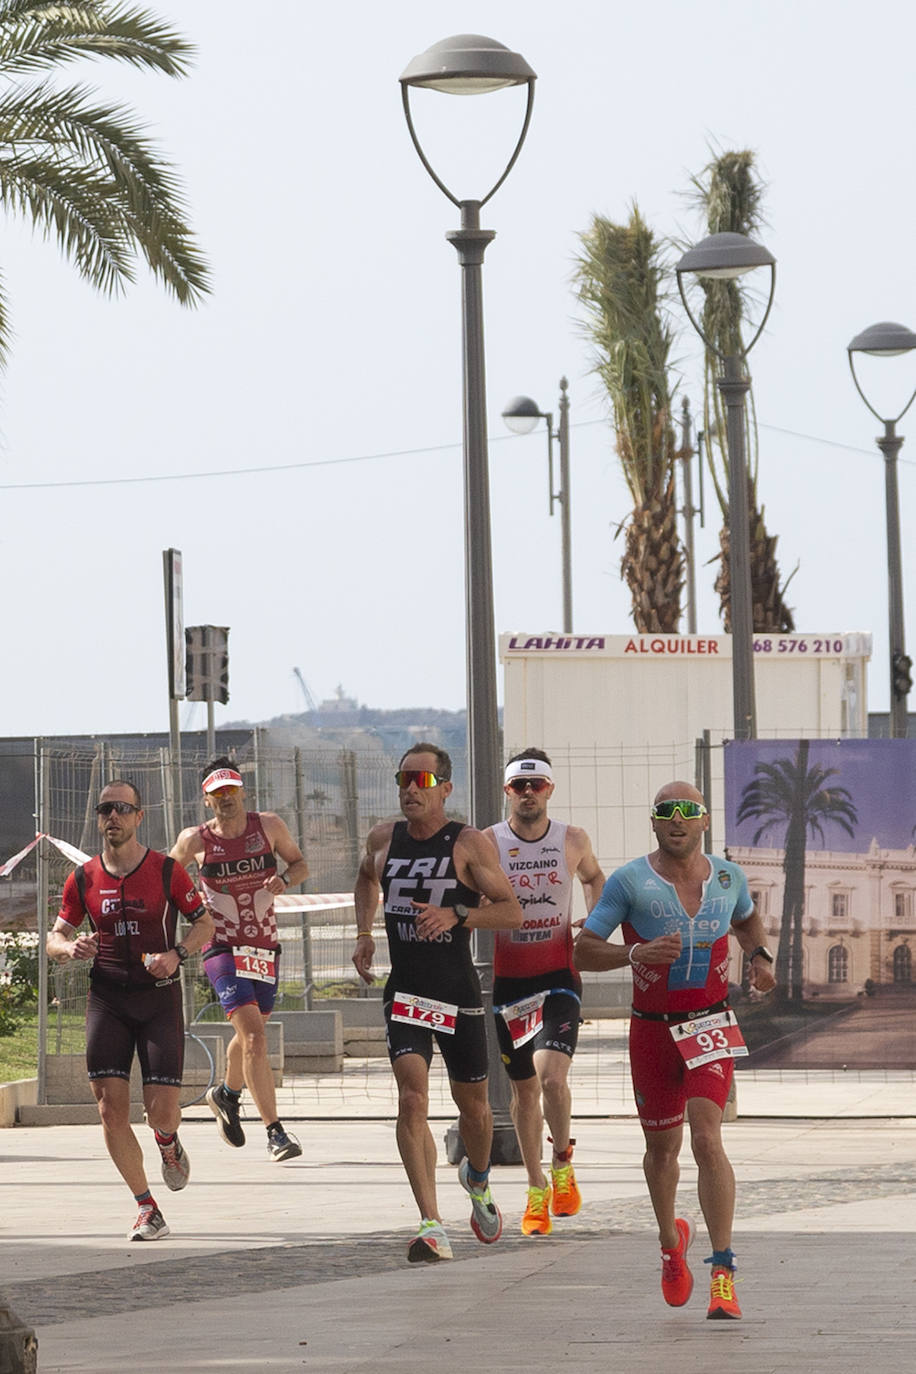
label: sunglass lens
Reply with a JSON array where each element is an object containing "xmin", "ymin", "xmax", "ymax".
[
  {"xmin": 653, "ymin": 800, "xmax": 705, "ymax": 820},
  {"xmin": 508, "ymin": 779, "xmax": 548, "ymax": 794},
  {"xmin": 395, "ymin": 770, "xmax": 438, "ymax": 788}
]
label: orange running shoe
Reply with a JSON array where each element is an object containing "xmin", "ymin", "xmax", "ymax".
[
  {"xmin": 521, "ymin": 1184, "xmax": 552, "ymax": 1236},
  {"xmin": 707, "ymin": 1265, "xmax": 741, "ymax": 1320},
  {"xmin": 660, "ymin": 1216, "xmax": 695, "ymax": 1306},
  {"xmin": 550, "ymin": 1162, "xmax": 581, "ymax": 1216}
]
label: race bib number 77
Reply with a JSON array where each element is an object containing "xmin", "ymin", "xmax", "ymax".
[{"xmin": 669, "ymin": 1009, "xmax": 748, "ymax": 1069}]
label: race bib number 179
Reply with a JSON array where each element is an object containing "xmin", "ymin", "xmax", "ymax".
[{"xmin": 390, "ymin": 992, "xmax": 458, "ymax": 1035}]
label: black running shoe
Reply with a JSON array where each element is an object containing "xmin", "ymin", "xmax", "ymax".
[
  {"xmin": 207, "ymin": 1083, "xmax": 245, "ymax": 1148},
  {"xmin": 267, "ymin": 1127, "xmax": 302, "ymax": 1162}
]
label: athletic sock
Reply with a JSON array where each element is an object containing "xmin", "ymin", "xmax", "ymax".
[
  {"xmin": 266, "ymin": 1120, "xmax": 282, "ymax": 1136},
  {"xmin": 222, "ymin": 1083, "xmax": 242, "ymax": 1101},
  {"xmin": 154, "ymin": 1129, "xmax": 177, "ymax": 1147},
  {"xmin": 466, "ymin": 1161, "xmax": 490, "ymax": 1186},
  {"xmin": 706, "ymin": 1248, "xmax": 737, "ymax": 1270},
  {"xmin": 134, "ymin": 1190, "xmax": 155, "ymax": 1209}
]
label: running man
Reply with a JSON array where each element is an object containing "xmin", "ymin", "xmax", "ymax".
[
  {"xmin": 47, "ymin": 780, "xmax": 213, "ymax": 1241},
  {"xmin": 574, "ymin": 781, "xmax": 776, "ymax": 1320},
  {"xmin": 351, "ymin": 744, "xmax": 523, "ymax": 1263},
  {"xmin": 171, "ymin": 757, "xmax": 309, "ymax": 1162},
  {"xmin": 485, "ymin": 748, "xmax": 604, "ymax": 1236}
]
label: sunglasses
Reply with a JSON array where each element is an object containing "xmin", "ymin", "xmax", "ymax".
[
  {"xmin": 395, "ymin": 770, "xmax": 442, "ymax": 789},
  {"xmin": 506, "ymin": 778, "xmax": 551, "ymax": 795},
  {"xmin": 96, "ymin": 801, "xmax": 138, "ymax": 817},
  {"xmin": 207, "ymin": 786, "xmax": 241, "ymax": 798},
  {"xmin": 651, "ymin": 799, "xmax": 708, "ymax": 821}
]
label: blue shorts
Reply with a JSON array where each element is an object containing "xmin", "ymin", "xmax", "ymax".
[{"xmin": 203, "ymin": 946, "xmax": 281, "ymax": 1018}]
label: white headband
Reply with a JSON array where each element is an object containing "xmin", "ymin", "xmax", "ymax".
[{"xmin": 504, "ymin": 758, "xmax": 553, "ymax": 785}]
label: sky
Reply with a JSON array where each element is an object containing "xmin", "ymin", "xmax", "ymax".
[{"xmin": 4, "ymin": 0, "xmax": 916, "ymax": 739}]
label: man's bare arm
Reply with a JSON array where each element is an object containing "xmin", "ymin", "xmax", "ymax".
[{"xmin": 261, "ymin": 812, "xmax": 309, "ymax": 893}]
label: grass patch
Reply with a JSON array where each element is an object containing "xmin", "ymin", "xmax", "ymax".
[{"xmin": 0, "ymin": 1018, "xmax": 39, "ymax": 1083}]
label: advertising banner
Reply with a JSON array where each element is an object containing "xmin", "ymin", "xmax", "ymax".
[{"xmin": 724, "ymin": 739, "xmax": 916, "ymax": 1068}]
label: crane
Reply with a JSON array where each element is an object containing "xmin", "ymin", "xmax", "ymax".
[{"xmin": 292, "ymin": 667, "xmax": 320, "ymax": 722}]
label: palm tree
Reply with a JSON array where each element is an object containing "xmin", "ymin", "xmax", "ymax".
[
  {"xmin": 575, "ymin": 204, "xmax": 683, "ymax": 631},
  {"xmin": 688, "ymin": 150, "xmax": 795, "ymax": 633},
  {"xmin": 736, "ymin": 741, "xmax": 858, "ymax": 1002},
  {"xmin": 0, "ymin": 1, "xmax": 209, "ymax": 364}
]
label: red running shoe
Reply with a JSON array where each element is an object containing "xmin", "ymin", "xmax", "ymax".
[{"xmin": 660, "ymin": 1216, "xmax": 695, "ymax": 1306}]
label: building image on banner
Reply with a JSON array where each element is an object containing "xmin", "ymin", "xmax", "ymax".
[{"xmin": 724, "ymin": 739, "xmax": 916, "ymax": 1069}]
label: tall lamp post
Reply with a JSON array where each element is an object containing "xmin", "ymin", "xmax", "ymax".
[
  {"xmin": 502, "ymin": 377, "xmax": 573, "ymax": 631},
  {"xmin": 676, "ymin": 231, "xmax": 776, "ymax": 741},
  {"xmin": 400, "ymin": 33, "xmax": 536, "ymax": 829},
  {"xmin": 848, "ymin": 321, "xmax": 916, "ymax": 739},
  {"xmin": 400, "ymin": 34, "xmax": 536, "ymax": 1164}
]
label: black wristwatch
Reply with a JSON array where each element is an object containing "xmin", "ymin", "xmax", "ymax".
[
  {"xmin": 749, "ymin": 946, "xmax": 774, "ymax": 964},
  {"xmin": 174, "ymin": 943, "xmax": 190, "ymax": 964},
  {"xmin": 452, "ymin": 904, "xmax": 469, "ymax": 927}
]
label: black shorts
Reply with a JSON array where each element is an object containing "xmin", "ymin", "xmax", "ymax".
[
  {"xmin": 494, "ymin": 986, "xmax": 582, "ymax": 1081},
  {"xmin": 384, "ymin": 1000, "xmax": 489, "ymax": 1083},
  {"xmin": 85, "ymin": 977, "xmax": 185, "ymax": 1087}
]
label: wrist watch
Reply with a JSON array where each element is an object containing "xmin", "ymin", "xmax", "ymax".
[
  {"xmin": 452, "ymin": 904, "xmax": 469, "ymax": 927},
  {"xmin": 174, "ymin": 943, "xmax": 189, "ymax": 964},
  {"xmin": 749, "ymin": 945, "xmax": 774, "ymax": 964}
]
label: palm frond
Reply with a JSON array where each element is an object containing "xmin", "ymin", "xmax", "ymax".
[{"xmin": 0, "ymin": 3, "xmax": 193, "ymax": 77}]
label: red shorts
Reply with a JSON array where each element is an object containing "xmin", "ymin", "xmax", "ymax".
[{"xmin": 628, "ymin": 1015, "xmax": 733, "ymax": 1132}]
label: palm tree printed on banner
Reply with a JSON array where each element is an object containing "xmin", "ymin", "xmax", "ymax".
[
  {"xmin": 0, "ymin": 1, "xmax": 209, "ymax": 366},
  {"xmin": 736, "ymin": 740, "xmax": 858, "ymax": 1002}
]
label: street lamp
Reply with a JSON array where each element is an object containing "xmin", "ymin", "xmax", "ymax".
[
  {"xmin": 401, "ymin": 34, "xmax": 535, "ymax": 1166},
  {"xmin": 676, "ymin": 231, "xmax": 776, "ymax": 741},
  {"xmin": 502, "ymin": 377, "xmax": 572, "ymax": 631},
  {"xmin": 401, "ymin": 33, "xmax": 536, "ymax": 830},
  {"xmin": 847, "ymin": 321, "xmax": 916, "ymax": 738}
]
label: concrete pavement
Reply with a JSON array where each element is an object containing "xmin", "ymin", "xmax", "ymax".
[{"xmin": 3, "ymin": 1076, "xmax": 916, "ymax": 1373}]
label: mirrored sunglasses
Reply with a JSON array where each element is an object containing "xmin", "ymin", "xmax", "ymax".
[
  {"xmin": 395, "ymin": 770, "xmax": 442, "ymax": 789},
  {"xmin": 506, "ymin": 778, "xmax": 550, "ymax": 795},
  {"xmin": 96, "ymin": 801, "xmax": 138, "ymax": 817},
  {"xmin": 650, "ymin": 799, "xmax": 708, "ymax": 821}
]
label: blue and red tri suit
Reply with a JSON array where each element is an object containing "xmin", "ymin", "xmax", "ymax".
[{"xmin": 584, "ymin": 854, "xmax": 754, "ymax": 1130}]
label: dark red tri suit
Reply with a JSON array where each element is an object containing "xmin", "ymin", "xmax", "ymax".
[{"xmin": 57, "ymin": 850, "xmax": 206, "ymax": 1085}]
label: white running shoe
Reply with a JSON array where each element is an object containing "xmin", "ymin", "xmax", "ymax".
[
  {"xmin": 457, "ymin": 1157, "xmax": 503, "ymax": 1244},
  {"xmin": 407, "ymin": 1218, "xmax": 453, "ymax": 1263},
  {"xmin": 158, "ymin": 1135, "xmax": 190, "ymax": 1191},
  {"xmin": 129, "ymin": 1206, "xmax": 170, "ymax": 1242}
]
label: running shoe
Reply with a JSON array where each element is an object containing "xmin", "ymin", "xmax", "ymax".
[
  {"xmin": 457, "ymin": 1157, "xmax": 503, "ymax": 1244},
  {"xmin": 407, "ymin": 1218, "xmax": 453, "ymax": 1263},
  {"xmin": 550, "ymin": 1161, "xmax": 581, "ymax": 1217},
  {"xmin": 158, "ymin": 1135, "xmax": 190, "ymax": 1192},
  {"xmin": 206, "ymin": 1083, "xmax": 245, "ymax": 1148},
  {"xmin": 661, "ymin": 1216, "xmax": 695, "ymax": 1307},
  {"xmin": 129, "ymin": 1206, "xmax": 169, "ymax": 1242},
  {"xmin": 707, "ymin": 1265, "xmax": 741, "ymax": 1320},
  {"xmin": 521, "ymin": 1183, "xmax": 552, "ymax": 1236},
  {"xmin": 267, "ymin": 1127, "xmax": 303, "ymax": 1162}
]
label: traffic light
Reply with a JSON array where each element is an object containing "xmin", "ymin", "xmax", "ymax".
[
  {"xmin": 185, "ymin": 626, "xmax": 230, "ymax": 704},
  {"xmin": 892, "ymin": 651, "xmax": 913, "ymax": 701}
]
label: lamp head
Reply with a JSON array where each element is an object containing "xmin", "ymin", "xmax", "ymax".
[
  {"xmin": 400, "ymin": 34, "xmax": 536, "ymax": 94},
  {"xmin": 848, "ymin": 321, "xmax": 916, "ymax": 358},
  {"xmin": 676, "ymin": 231, "xmax": 775, "ymax": 281},
  {"xmin": 502, "ymin": 395, "xmax": 543, "ymax": 434}
]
